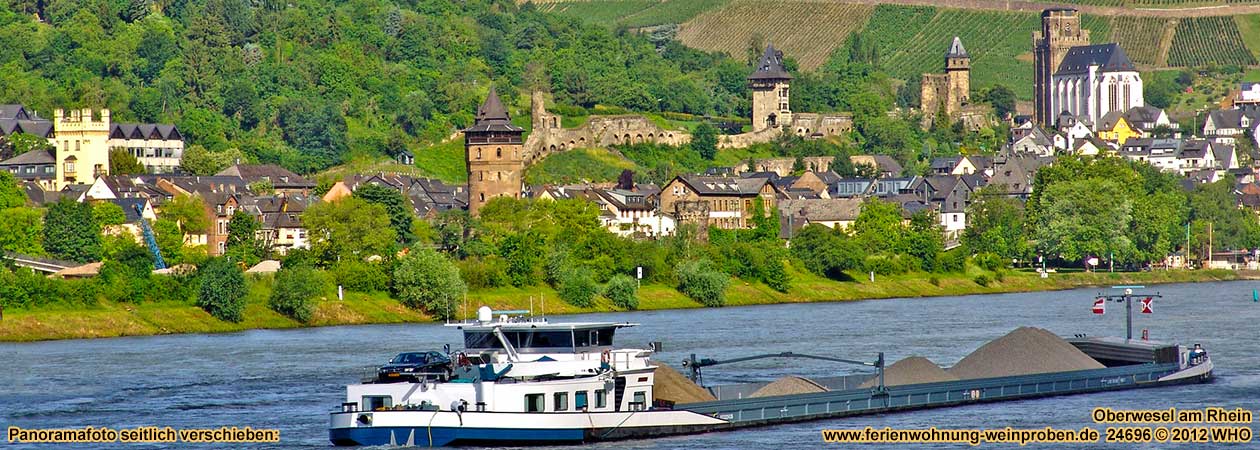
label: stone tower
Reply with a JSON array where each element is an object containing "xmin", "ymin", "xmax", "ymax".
[
  {"xmin": 748, "ymin": 44, "xmax": 793, "ymax": 132},
  {"xmin": 1033, "ymin": 8, "xmax": 1090, "ymax": 125},
  {"xmin": 52, "ymin": 108, "xmax": 111, "ymax": 189},
  {"xmin": 464, "ymin": 86, "xmax": 524, "ymax": 216},
  {"xmin": 945, "ymin": 36, "xmax": 970, "ymax": 111}
]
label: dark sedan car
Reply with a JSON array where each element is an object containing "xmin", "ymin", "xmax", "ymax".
[{"xmin": 377, "ymin": 351, "xmax": 452, "ymax": 382}]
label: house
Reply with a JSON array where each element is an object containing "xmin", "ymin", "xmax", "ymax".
[
  {"xmin": 1010, "ymin": 126, "xmax": 1055, "ymax": 157},
  {"xmin": 658, "ymin": 175, "xmax": 776, "ymax": 232},
  {"xmin": 83, "ymin": 175, "xmax": 170, "ymax": 202},
  {"xmin": 0, "ymin": 104, "xmax": 54, "ymax": 141},
  {"xmin": 986, "ymin": 155, "xmax": 1037, "ymax": 199},
  {"xmin": 1071, "ymin": 137, "xmax": 1108, "ymax": 156},
  {"xmin": 154, "ymin": 176, "xmax": 250, "ymax": 254},
  {"xmin": 777, "ymin": 198, "xmax": 864, "ymax": 236},
  {"xmin": 1055, "ymin": 116, "xmax": 1094, "ymax": 151},
  {"xmin": 1095, "ymin": 111, "xmax": 1140, "ymax": 145},
  {"xmin": 1234, "ymin": 82, "xmax": 1260, "ymax": 111},
  {"xmin": 908, "ymin": 175, "xmax": 974, "ymax": 237},
  {"xmin": 247, "ymin": 195, "xmax": 312, "ymax": 255},
  {"xmin": 323, "ymin": 173, "xmax": 468, "ymax": 217},
  {"xmin": 216, "ymin": 164, "xmax": 315, "ymax": 194},
  {"xmin": 107, "ymin": 123, "xmax": 184, "ymax": 174},
  {"xmin": 0, "ymin": 150, "xmax": 55, "ymax": 189},
  {"xmin": 1202, "ymin": 109, "xmax": 1260, "ymax": 145},
  {"xmin": 1123, "ymin": 106, "xmax": 1178, "ymax": 137},
  {"xmin": 396, "ymin": 149, "xmax": 414, "ymax": 166},
  {"xmin": 788, "ymin": 171, "xmax": 841, "ymax": 196},
  {"xmin": 589, "ymin": 188, "xmax": 674, "ymax": 237},
  {"xmin": 849, "ymin": 155, "xmax": 903, "ymax": 178},
  {"xmin": 101, "ymin": 197, "xmax": 158, "ymax": 243}
]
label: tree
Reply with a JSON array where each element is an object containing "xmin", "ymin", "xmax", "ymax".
[
  {"xmin": 604, "ymin": 274, "xmax": 639, "ymax": 309},
  {"xmin": 126, "ymin": 0, "xmax": 151, "ymax": 22},
  {"xmin": 180, "ymin": 145, "xmax": 244, "ymax": 176},
  {"xmin": 153, "ymin": 218, "xmax": 183, "ymax": 263},
  {"xmin": 43, "ymin": 199, "xmax": 101, "ymax": 263},
  {"xmin": 963, "ymin": 186, "xmax": 1026, "ymax": 260},
  {"xmin": 353, "ymin": 183, "xmax": 415, "ymax": 244},
  {"xmin": 162, "ymin": 193, "xmax": 210, "ymax": 235},
  {"xmin": 93, "ymin": 202, "xmax": 127, "ymax": 226},
  {"xmin": 676, "ymin": 259, "xmax": 729, "ymax": 307},
  {"xmin": 904, "ymin": 210, "xmax": 943, "ymax": 271},
  {"xmin": 270, "ymin": 266, "xmax": 326, "ymax": 323},
  {"xmin": 198, "ymin": 257, "xmax": 247, "ymax": 322},
  {"xmin": 225, "ymin": 210, "xmax": 263, "ymax": 261},
  {"xmin": 691, "ymin": 122, "xmax": 718, "ymax": 160},
  {"xmin": 985, "ymin": 85, "xmax": 1016, "ymax": 119},
  {"xmin": 1034, "ymin": 180, "xmax": 1134, "ymax": 266},
  {"xmin": 0, "ymin": 172, "xmax": 25, "ymax": 208},
  {"xmin": 393, "ymin": 249, "xmax": 466, "ymax": 318},
  {"xmin": 303, "ymin": 197, "xmax": 396, "ymax": 264},
  {"xmin": 557, "ymin": 267, "xmax": 598, "ymax": 307},
  {"xmin": 109, "ymin": 149, "xmax": 147, "ymax": 175},
  {"xmin": 0, "ymin": 207, "xmax": 43, "ymax": 255},
  {"xmin": 852, "ymin": 198, "xmax": 904, "ymax": 253},
  {"xmin": 790, "ymin": 224, "xmax": 861, "ymax": 280},
  {"xmin": 3, "ymin": 133, "xmax": 54, "ymax": 156}
]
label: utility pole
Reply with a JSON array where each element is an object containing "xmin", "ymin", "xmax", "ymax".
[{"xmin": 1208, "ymin": 221, "xmax": 1214, "ymax": 268}]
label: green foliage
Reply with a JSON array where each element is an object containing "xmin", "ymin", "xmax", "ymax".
[
  {"xmin": 676, "ymin": 259, "xmax": 729, "ymax": 307},
  {"xmin": 1169, "ymin": 17, "xmax": 1257, "ymax": 67},
  {"xmin": 152, "ymin": 218, "xmax": 183, "ymax": 264},
  {"xmin": 904, "ymin": 210, "xmax": 943, "ymax": 271},
  {"xmin": 0, "ymin": 267, "xmax": 98, "ymax": 310},
  {"xmin": 162, "ymin": 194, "xmax": 210, "ymax": 234},
  {"xmin": 180, "ymin": 146, "xmax": 245, "ymax": 176},
  {"xmin": 604, "ymin": 274, "xmax": 639, "ymax": 309},
  {"xmin": 557, "ymin": 267, "xmax": 599, "ymax": 307},
  {"xmin": 964, "ymin": 186, "xmax": 1027, "ymax": 260},
  {"xmin": 0, "ymin": 172, "xmax": 27, "ymax": 209},
  {"xmin": 1035, "ymin": 179, "xmax": 1134, "ymax": 264},
  {"xmin": 270, "ymin": 266, "xmax": 326, "ymax": 323},
  {"xmin": 99, "ymin": 239, "xmax": 154, "ymax": 303},
  {"xmin": 330, "ymin": 259, "xmax": 390, "ymax": 293},
  {"xmin": 973, "ymin": 274, "xmax": 991, "ymax": 287},
  {"xmin": 0, "ymin": 207, "xmax": 43, "ymax": 255},
  {"xmin": 3, "ymin": 133, "xmax": 54, "ymax": 156},
  {"xmin": 93, "ymin": 202, "xmax": 127, "ymax": 226},
  {"xmin": 691, "ymin": 122, "xmax": 718, "ymax": 160},
  {"xmin": 43, "ymin": 199, "xmax": 101, "ymax": 263},
  {"xmin": 790, "ymin": 224, "xmax": 861, "ymax": 280},
  {"xmin": 983, "ymin": 85, "xmax": 1016, "ymax": 119},
  {"xmin": 853, "ymin": 198, "xmax": 904, "ymax": 253},
  {"xmin": 109, "ymin": 148, "xmax": 147, "ymax": 175},
  {"xmin": 499, "ymin": 231, "xmax": 545, "ymax": 287},
  {"xmin": 197, "ymin": 257, "xmax": 247, "ymax": 322},
  {"xmin": 225, "ymin": 210, "xmax": 263, "ymax": 262},
  {"xmin": 353, "ymin": 183, "xmax": 416, "ymax": 244},
  {"xmin": 393, "ymin": 249, "xmax": 466, "ymax": 318},
  {"xmin": 524, "ymin": 149, "xmax": 636, "ymax": 185},
  {"xmin": 973, "ymin": 252, "xmax": 1004, "ymax": 272},
  {"xmin": 303, "ymin": 197, "xmax": 396, "ymax": 264}
]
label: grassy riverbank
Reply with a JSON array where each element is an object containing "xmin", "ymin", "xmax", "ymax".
[{"xmin": 0, "ymin": 267, "xmax": 1246, "ymax": 342}]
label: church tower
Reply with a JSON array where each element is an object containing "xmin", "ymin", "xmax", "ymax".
[
  {"xmin": 464, "ymin": 86, "xmax": 524, "ymax": 216},
  {"xmin": 748, "ymin": 44, "xmax": 793, "ymax": 132},
  {"xmin": 1033, "ymin": 8, "xmax": 1090, "ymax": 125},
  {"xmin": 945, "ymin": 36, "xmax": 970, "ymax": 113}
]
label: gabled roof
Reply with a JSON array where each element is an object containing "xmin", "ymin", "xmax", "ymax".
[
  {"xmin": 1213, "ymin": 142, "xmax": 1236, "ymax": 168},
  {"xmin": 111, "ymin": 198, "xmax": 149, "ymax": 223},
  {"xmin": 1123, "ymin": 106, "xmax": 1166, "ymax": 126},
  {"xmin": 748, "ymin": 44, "xmax": 793, "ymax": 81},
  {"xmin": 0, "ymin": 104, "xmax": 28, "ymax": 120},
  {"xmin": 216, "ymin": 164, "xmax": 315, "ymax": 189},
  {"xmin": 778, "ymin": 198, "xmax": 863, "ymax": 223},
  {"xmin": 1207, "ymin": 109, "xmax": 1257, "ymax": 130},
  {"xmin": 465, "ymin": 86, "xmax": 524, "ymax": 134},
  {"xmin": 1096, "ymin": 110, "xmax": 1126, "ymax": 131},
  {"xmin": 1055, "ymin": 43, "xmax": 1135, "ymax": 76},
  {"xmin": 946, "ymin": 36, "xmax": 968, "ymax": 59},
  {"xmin": 674, "ymin": 175, "xmax": 770, "ymax": 196},
  {"xmin": 0, "ymin": 149, "xmax": 54, "ymax": 166}
]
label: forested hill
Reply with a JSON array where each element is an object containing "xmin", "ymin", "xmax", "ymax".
[{"xmin": 0, "ymin": 0, "xmax": 754, "ymax": 175}]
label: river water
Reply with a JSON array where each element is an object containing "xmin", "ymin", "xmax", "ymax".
[{"xmin": 2, "ymin": 281, "xmax": 1258, "ymax": 449}]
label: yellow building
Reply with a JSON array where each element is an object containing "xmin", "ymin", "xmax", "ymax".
[
  {"xmin": 1096, "ymin": 111, "xmax": 1140, "ymax": 146},
  {"xmin": 52, "ymin": 108, "xmax": 111, "ymax": 189}
]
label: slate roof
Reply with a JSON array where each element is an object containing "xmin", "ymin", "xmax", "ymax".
[
  {"xmin": 676, "ymin": 175, "xmax": 770, "ymax": 196},
  {"xmin": 1123, "ymin": 106, "xmax": 1166, "ymax": 127},
  {"xmin": 0, "ymin": 104, "xmax": 27, "ymax": 119},
  {"xmin": 778, "ymin": 198, "xmax": 863, "ymax": 223},
  {"xmin": 465, "ymin": 86, "xmax": 524, "ymax": 134},
  {"xmin": 0, "ymin": 149, "xmax": 54, "ymax": 166},
  {"xmin": 111, "ymin": 198, "xmax": 149, "ymax": 223},
  {"xmin": 1207, "ymin": 109, "xmax": 1257, "ymax": 130},
  {"xmin": 109, "ymin": 123, "xmax": 182, "ymax": 141},
  {"xmin": 946, "ymin": 36, "xmax": 968, "ymax": 58},
  {"xmin": 1055, "ymin": 43, "xmax": 1135, "ymax": 76},
  {"xmin": 748, "ymin": 44, "xmax": 793, "ymax": 81},
  {"xmin": 216, "ymin": 164, "xmax": 315, "ymax": 189}
]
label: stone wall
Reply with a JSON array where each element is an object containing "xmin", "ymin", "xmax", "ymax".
[
  {"xmin": 524, "ymin": 91, "xmax": 691, "ymax": 164},
  {"xmin": 733, "ymin": 156, "xmax": 834, "ymax": 176}
]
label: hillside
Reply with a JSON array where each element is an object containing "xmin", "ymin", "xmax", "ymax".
[{"xmin": 540, "ymin": 0, "xmax": 1260, "ymax": 100}]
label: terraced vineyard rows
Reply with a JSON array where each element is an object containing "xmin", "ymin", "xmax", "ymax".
[
  {"xmin": 1106, "ymin": 16, "xmax": 1169, "ymax": 65},
  {"xmin": 676, "ymin": 1, "xmax": 875, "ymax": 70},
  {"xmin": 618, "ymin": 0, "xmax": 731, "ymax": 28},
  {"xmin": 1020, "ymin": 0, "xmax": 1260, "ymax": 6},
  {"xmin": 1168, "ymin": 16, "xmax": 1258, "ymax": 66},
  {"xmin": 536, "ymin": 0, "xmax": 661, "ymax": 27}
]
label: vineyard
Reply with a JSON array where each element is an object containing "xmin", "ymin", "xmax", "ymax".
[
  {"xmin": 535, "ymin": 0, "xmax": 661, "ymax": 27},
  {"xmin": 1105, "ymin": 16, "xmax": 1170, "ymax": 66},
  {"xmin": 1019, "ymin": 0, "xmax": 1260, "ymax": 7},
  {"xmin": 1168, "ymin": 16, "xmax": 1258, "ymax": 66},
  {"xmin": 618, "ymin": 0, "xmax": 731, "ymax": 28},
  {"xmin": 676, "ymin": 1, "xmax": 875, "ymax": 70}
]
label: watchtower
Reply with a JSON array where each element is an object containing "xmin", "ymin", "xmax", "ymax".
[
  {"xmin": 464, "ymin": 86, "xmax": 525, "ymax": 216},
  {"xmin": 748, "ymin": 44, "xmax": 793, "ymax": 132}
]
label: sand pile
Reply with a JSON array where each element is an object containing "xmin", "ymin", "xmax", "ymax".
[
  {"xmin": 860, "ymin": 356, "xmax": 957, "ymax": 388},
  {"xmin": 947, "ymin": 327, "xmax": 1104, "ymax": 380},
  {"xmin": 749, "ymin": 376, "xmax": 828, "ymax": 398},
  {"xmin": 651, "ymin": 364, "xmax": 717, "ymax": 404}
]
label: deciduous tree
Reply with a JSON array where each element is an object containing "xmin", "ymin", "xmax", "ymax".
[
  {"xmin": 393, "ymin": 249, "xmax": 466, "ymax": 318},
  {"xmin": 43, "ymin": 199, "xmax": 101, "ymax": 263}
]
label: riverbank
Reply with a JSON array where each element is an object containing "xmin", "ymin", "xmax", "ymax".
[{"xmin": 0, "ymin": 267, "xmax": 1248, "ymax": 342}]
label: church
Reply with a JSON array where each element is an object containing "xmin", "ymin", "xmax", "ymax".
[{"xmin": 1050, "ymin": 43, "xmax": 1143, "ymax": 130}]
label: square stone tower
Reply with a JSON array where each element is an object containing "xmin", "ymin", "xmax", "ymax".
[
  {"xmin": 945, "ymin": 36, "xmax": 970, "ymax": 111},
  {"xmin": 52, "ymin": 108, "xmax": 111, "ymax": 189},
  {"xmin": 1033, "ymin": 8, "xmax": 1090, "ymax": 125},
  {"xmin": 464, "ymin": 86, "xmax": 524, "ymax": 216},
  {"xmin": 748, "ymin": 44, "xmax": 793, "ymax": 132}
]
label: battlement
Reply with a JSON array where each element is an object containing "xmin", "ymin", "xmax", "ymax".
[{"xmin": 54, "ymin": 108, "xmax": 111, "ymax": 131}]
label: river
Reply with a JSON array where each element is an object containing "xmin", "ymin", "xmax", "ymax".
[{"xmin": 2, "ymin": 281, "xmax": 1258, "ymax": 449}]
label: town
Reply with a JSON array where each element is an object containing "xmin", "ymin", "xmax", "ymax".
[{"xmin": 1, "ymin": 2, "xmax": 1259, "ymax": 335}]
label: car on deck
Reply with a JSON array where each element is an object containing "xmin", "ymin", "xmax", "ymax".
[{"xmin": 377, "ymin": 351, "xmax": 451, "ymax": 382}]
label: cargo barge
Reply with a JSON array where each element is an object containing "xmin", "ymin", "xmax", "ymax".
[{"xmin": 329, "ymin": 301, "xmax": 1213, "ymax": 447}]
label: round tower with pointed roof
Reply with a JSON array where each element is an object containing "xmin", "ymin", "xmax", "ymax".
[
  {"xmin": 748, "ymin": 44, "xmax": 793, "ymax": 132},
  {"xmin": 464, "ymin": 86, "xmax": 525, "ymax": 216},
  {"xmin": 945, "ymin": 36, "xmax": 971, "ymax": 108}
]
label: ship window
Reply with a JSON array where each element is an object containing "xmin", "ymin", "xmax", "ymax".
[
  {"xmin": 595, "ymin": 390, "xmax": 607, "ymax": 408},
  {"xmin": 463, "ymin": 331, "xmax": 502, "ymax": 349},
  {"xmin": 510, "ymin": 331, "xmax": 573, "ymax": 349},
  {"xmin": 553, "ymin": 392, "xmax": 568, "ymax": 411},
  {"xmin": 362, "ymin": 395, "xmax": 392, "ymax": 411},
  {"xmin": 630, "ymin": 391, "xmax": 646, "ymax": 411},
  {"xmin": 525, "ymin": 394, "xmax": 544, "ymax": 412},
  {"xmin": 574, "ymin": 391, "xmax": 588, "ymax": 410}
]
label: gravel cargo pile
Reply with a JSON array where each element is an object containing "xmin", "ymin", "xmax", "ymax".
[
  {"xmin": 948, "ymin": 327, "xmax": 1104, "ymax": 379},
  {"xmin": 860, "ymin": 356, "xmax": 957, "ymax": 388},
  {"xmin": 749, "ymin": 376, "xmax": 828, "ymax": 398},
  {"xmin": 651, "ymin": 364, "xmax": 717, "ymax": 404}
]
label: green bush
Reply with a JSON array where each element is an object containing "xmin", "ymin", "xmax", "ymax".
[
  {"xmin": 604, "ymin": 274, "xmax": 639, "ymax": 310},
  {"xmin": 993, "ymin": 270, "xmax": 1006, "ymax": 283},
  {"xmin": 456, "ymin": 257, "xmax": 510, "ymax": 289},
  {"xmin": 935, "ymin": 248, "xmax": 967, "ymax": 273},
  {"xmin": 331, "ymin": 259, "xmax": 389, "ymax": 293},
  {"xmin": 197, "ymin": 257, "xmax": 248, "ymax": 322},
  {"xmin": 558, "ymin": 267, "xmax": 599, "ymax": 308},
  {"xmin": 394, "ymin": 249, "xmax": 466, "ymax": 318},
  {"xmin": 270, "ymin": 266, "xmax": 328, "ymax": 323},
  {"xmin": 676, "ymin": 260, "xmax": 729, "ymax": 307},
  {"xmin": 862, "ymin": 254, "xmax": 911, "ymax": 276},
  {"xmin": 973, "ymin": 252, "xmax": 1004, "ymax": 272},
  {"xmin": 973, "ymin": 274, "xmax": 992, "ymax": 287},
  {"xmin": 0, "ymin": 267, "xmax": 98, "ymax": 309},
  {"xmin": 928, "ymin": 275, "xmax": 941, "ymax": 287}
]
